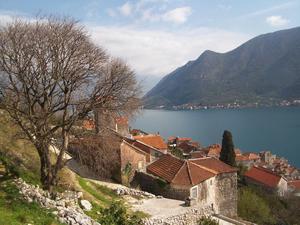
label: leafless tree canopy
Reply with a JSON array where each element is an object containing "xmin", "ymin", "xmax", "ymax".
[{"xmin": 0, "ymin": 17, "xmax": 141, "ymax": 190}]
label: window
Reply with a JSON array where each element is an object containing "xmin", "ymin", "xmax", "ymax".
[
  {"xmin": 137, "ymin": 161, "xmax": 144, "ymax": 171},
  {"xmin": 210, "ymin": 180, "xmax": 213, "ymax": 185},
  {"xmin": 191, "ymin": 186, "xmax": 198, "ymax": 198}
]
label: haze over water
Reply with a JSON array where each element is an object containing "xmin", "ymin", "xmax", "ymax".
[{"xmin": 131, "ymin": 107, "xmax": 300, "ymax": 168}]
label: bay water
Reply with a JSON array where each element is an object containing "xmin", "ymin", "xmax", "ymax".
[{"xmin": 131, "ymin": 107, "xmax": 300, "ymax": 168}]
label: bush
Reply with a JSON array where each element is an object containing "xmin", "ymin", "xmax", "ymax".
[
  {"xmin": 238, "ymin": 187, "xmax": 275, "ymax": 224},
  {"xmin": 198, "ymin": 216, "xmax": 219, "ymax": 225},
  {"xmin": 98, "ymin": 201, "xmax": 143, "ymax": 225}
]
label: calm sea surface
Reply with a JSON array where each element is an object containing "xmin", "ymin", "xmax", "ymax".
[{"xmin": 131, "ymin": 107, "xmax": 300, "ymax": 168}]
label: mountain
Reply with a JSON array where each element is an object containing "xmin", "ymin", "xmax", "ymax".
[{"xmin": 144, "ymin": 27, "xmax": 300, "ymax": 109}]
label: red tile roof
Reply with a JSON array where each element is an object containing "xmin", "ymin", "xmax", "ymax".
[
  {"xmin": 147, "ymin": 154, "xmax": 237, "ymax": 186},
  {"xmin": 134, "ymin": 134, "xmax": 167, "ymax": 150},
  {"xmin": 190, "ymin": 151, "xmax": 206, "ymax": 159},
  {"xmin": 178, "ymin": 142, "xmax": 196, "ymax": 154},
  {"xmin": 125, "ymin": 138, "xmax": 163, "ymax": 162},
  {"xmin": 244, "ymin": 166, "xmax": 283, "ymax": 188},
  {"xmin": 288, "ymin": 180, "xmax": 300, "ymax": 190}
]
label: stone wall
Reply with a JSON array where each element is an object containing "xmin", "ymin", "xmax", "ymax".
[
  {"xmin": 120, "ymin": 141, "xmax": 147, "ymax": 182},
  {"xmin": 215, "ymin": 172, "xmax": 238, "ymax": 217},
  {"xmin": 143, "ymin": 207, "xmax": 213, "ymax": 225},
  {"xmin": 14, "ymin": 178, "xmax": 99, "ymax": 225},
  {"xmin": 132, "ymin": 172, "xmax": 190, "ymax": 200}
]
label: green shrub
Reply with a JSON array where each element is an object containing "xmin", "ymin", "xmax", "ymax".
[
  {"xmin": 98, "ymin": 201, "xmax": 143, "ymax": 225},
  {"xmin": 238, "ymin": 187, "xmax": 275, "ymax": 224},
  {"xmin": 198, "ymin": 216, "xmax": 219, "ymax": 225}
]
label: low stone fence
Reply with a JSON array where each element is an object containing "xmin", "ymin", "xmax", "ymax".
[
  {"xmin": 115, "ymin": 186, "xmax": 156, "ymax": 198},
  {"xmin": 14, "ymin": 178, "xmax": 100, "ymax": 225},
  {"xmin": 143, "ymin": 207, "xmax": 213, "ymax": 225}
]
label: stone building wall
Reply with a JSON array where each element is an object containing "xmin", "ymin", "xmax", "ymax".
[
  {"xmin": 132, "ymin": 172, "xmax": 190, "ymax": 200},
  {"xmin": 194, "ymin": 177, "xmax": 216, "ymax": 208},
  {"xmin": 120, "ymin": 141, "xmax": 147, "ymax": 182},
  {"xmin": 215, "ymin": 172, "xmax": 237, "ymax": 217}
]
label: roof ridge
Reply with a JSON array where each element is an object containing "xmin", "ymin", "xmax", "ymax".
[
  {"xmin": 254, "ymin": 166, "xmax": 282, "ymax": 178},
  {"xmin": 189, "ymin": 161, "xmax": 218, "ymax": 175},
  {"xmin": 122, "ymin": 140, "xmax": 147, "ymax": 156},
  {"xmin": 134, "ymin": 139, "xmax": 164, "ymax": 153},
  {"xmin": 171, "ymin": 160, "xmax": 187, "ymax": 184},
  {"xmin": 186, "ymin": 161, "xmax": 194, "ymax": 185}
]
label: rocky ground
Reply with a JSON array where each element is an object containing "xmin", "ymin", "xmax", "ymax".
[{"xmin": 14, "ymin": 178, "xmax": 100, "ymax": 225}]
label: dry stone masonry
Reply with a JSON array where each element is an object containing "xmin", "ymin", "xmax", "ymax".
[{"xmin": 14, "ymin": 178, "xmax": 100, "ymax": 225}]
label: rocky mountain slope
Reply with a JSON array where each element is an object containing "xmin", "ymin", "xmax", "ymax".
[{"xmin": 144, "ymin": 27, "xmax": 300, "ymax": 108}]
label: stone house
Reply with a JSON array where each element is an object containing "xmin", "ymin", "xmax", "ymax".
[
  {"xmin": 244, "ymin": 166, "xmax": 288, "ymax": 197},
  {"xmin": 236, "ymin": 152, "xmax": 261, "ymax": 168},
  {"xmin": 136, "ymin": 154, "xmax": 238, "ymax": 217},
  {"xmin": 120, "ymin": 138, "xmax": 166, "ymax": 182}
]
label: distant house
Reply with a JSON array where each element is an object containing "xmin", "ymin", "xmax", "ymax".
[
  {"xmin": 134, "ymin": 134, "xmax": 168, "ymax": 153},
  {"xmin": 167, "ymin": 136, "xmax": 193, "ymax": 147},
  {"xmin": 288, "ymin": 180, "xmax": 300, "ymax": 197},
  {"xmin": 244, "ymin": 166, "xmax": 288, "ymax": 197},
  {"xmin": 259, "ymin": 151, "xmax": 276, "ymax": 164},
  {"xmin": 236, "ymin": 152, "xmax": 260, "ymax": 168},
  {"xmin": 177, "ymin": 142, "xmax": 198, "ymax": 156},
  {"xmin": 136, "ymin": 154, "xmax": 238, "ymax": 217}
]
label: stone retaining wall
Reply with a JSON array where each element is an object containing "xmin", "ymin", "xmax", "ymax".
[
  {"xmin": 143, "ymin": 207, "xmax": 213, "ymax": 225},
  {"xmin": 14, "ymin": 178, "xmax": 100, "ymax": 225}
]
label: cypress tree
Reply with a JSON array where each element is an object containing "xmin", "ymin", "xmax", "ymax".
[{"xmin": 219, "ymin": 130, "xmax": 236, "ymax": 167}]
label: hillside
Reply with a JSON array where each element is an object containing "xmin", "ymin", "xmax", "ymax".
[
  {"xmin": 0, "ymin": 113, "xmax": 146, "ymax": 225},
  {"xmin": 144, "ymin": 27, "xmax": 300, "ymax": 109}
]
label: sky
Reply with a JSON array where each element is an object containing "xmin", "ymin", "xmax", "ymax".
[{"xmin": 0, "ymin": 0, "xmax": 300, "ymax": 91}]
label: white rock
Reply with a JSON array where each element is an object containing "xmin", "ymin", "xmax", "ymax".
[{"xmin": 80, "ymin": 200, "xmax": 92, "ymax": 211}]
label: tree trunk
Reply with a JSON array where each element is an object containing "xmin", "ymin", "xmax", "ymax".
[{"xmin": 37, "ymin": 143, "xmax": 55, "ymax": 191}]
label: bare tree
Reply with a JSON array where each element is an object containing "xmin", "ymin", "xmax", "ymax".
[{"xmin": 0, "ymin": 17, "xmax": 141, "ymax": 190}]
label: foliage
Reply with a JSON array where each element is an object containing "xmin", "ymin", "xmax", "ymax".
[
  {"xmin": 122, "ymin": 162, "xmax": 132, "ymax": 186},
  {"xmin": 239, "ymin": 185, "xmax": 300, "ymax": 225},
  {"xmin": 0, "ymin": 180, "xmax": 64, "ymax": 225},
  {"xmin": 197, "ymin": 216, "xmax": 219, "ymax": 225},
  {"xmin": 170, "ymin": 147, "xmax": 184, "ymax": 159},
  {"xmin": 98, "ymin": 201, "xmax": 144, "ymax": 225},
  {"xmin": 77, "ymin": 176, "xmax": 119, "ymax": 207},
  {"xmin": 219, "ymin": 130, "xmax": 236, "ymax": 167},
  {"xmin": 238, "ymin": 187, "xmax": 276, "ymax": 224}
]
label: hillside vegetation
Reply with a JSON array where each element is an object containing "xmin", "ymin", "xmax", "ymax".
[{"xmin": 0, "ymin": 113, "xmax": 146, "ymax": 224}]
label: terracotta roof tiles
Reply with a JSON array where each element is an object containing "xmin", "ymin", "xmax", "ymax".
[
  {"xmin": 147, "ymin": 154, "xmax": 237, "ymax": 186},
  {"xmin": 134, "ymin": 134, "xmax": 167, "ymax": 150},
  {"xmin": 244, "ymin": 166, "xmax": 283, "ymax": 188}
]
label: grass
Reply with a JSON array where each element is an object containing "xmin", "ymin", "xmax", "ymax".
[
  {"xmin": 77, "ymin": 176, "xmax": 119, "ymax": 207},
  {"xmin": 0, "ymin": 180, "xmax": 64, "ymax": 225}
]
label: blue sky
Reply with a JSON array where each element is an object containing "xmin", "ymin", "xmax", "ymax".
[{"xmin": 1, "ymin": 0, "xmax": 300, "ymax": 90}]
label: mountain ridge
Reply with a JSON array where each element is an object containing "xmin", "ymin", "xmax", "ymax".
[{"xmin": 144, "ymin": 26, "xmax": 300, "ymax": 109}]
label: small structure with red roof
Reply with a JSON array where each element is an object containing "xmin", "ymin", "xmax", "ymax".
[
  {"xmin": 134, "ymin": 134, "xmax": 168, "ymax": 153},
  {"xmin": 138, "ymin": 154, "xmax": 238, "ymax": 217},
  {"xmin": 244, "ymin": 166, "xmax": 288, "ymax": 196}
]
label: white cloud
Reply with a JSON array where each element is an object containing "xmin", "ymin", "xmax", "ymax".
[
  {"xmin": 89, "ymin": 25, "xmax": 249, "ymax": 77},
  {"xmin": 119, "ymin": 2, "xmax": 132, "ymax": 16},
  {"xmin": 266, "ymin": 15, "xmax": 289, "ymax": 27},
  {"xmin": 162, "ymin": 6, "xmax": 192, "ymax": 24}
]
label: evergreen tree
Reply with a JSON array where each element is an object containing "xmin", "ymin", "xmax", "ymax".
[{"xmin": 219, "ymin": 130, "xmax": 236, "ymax": 166}]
